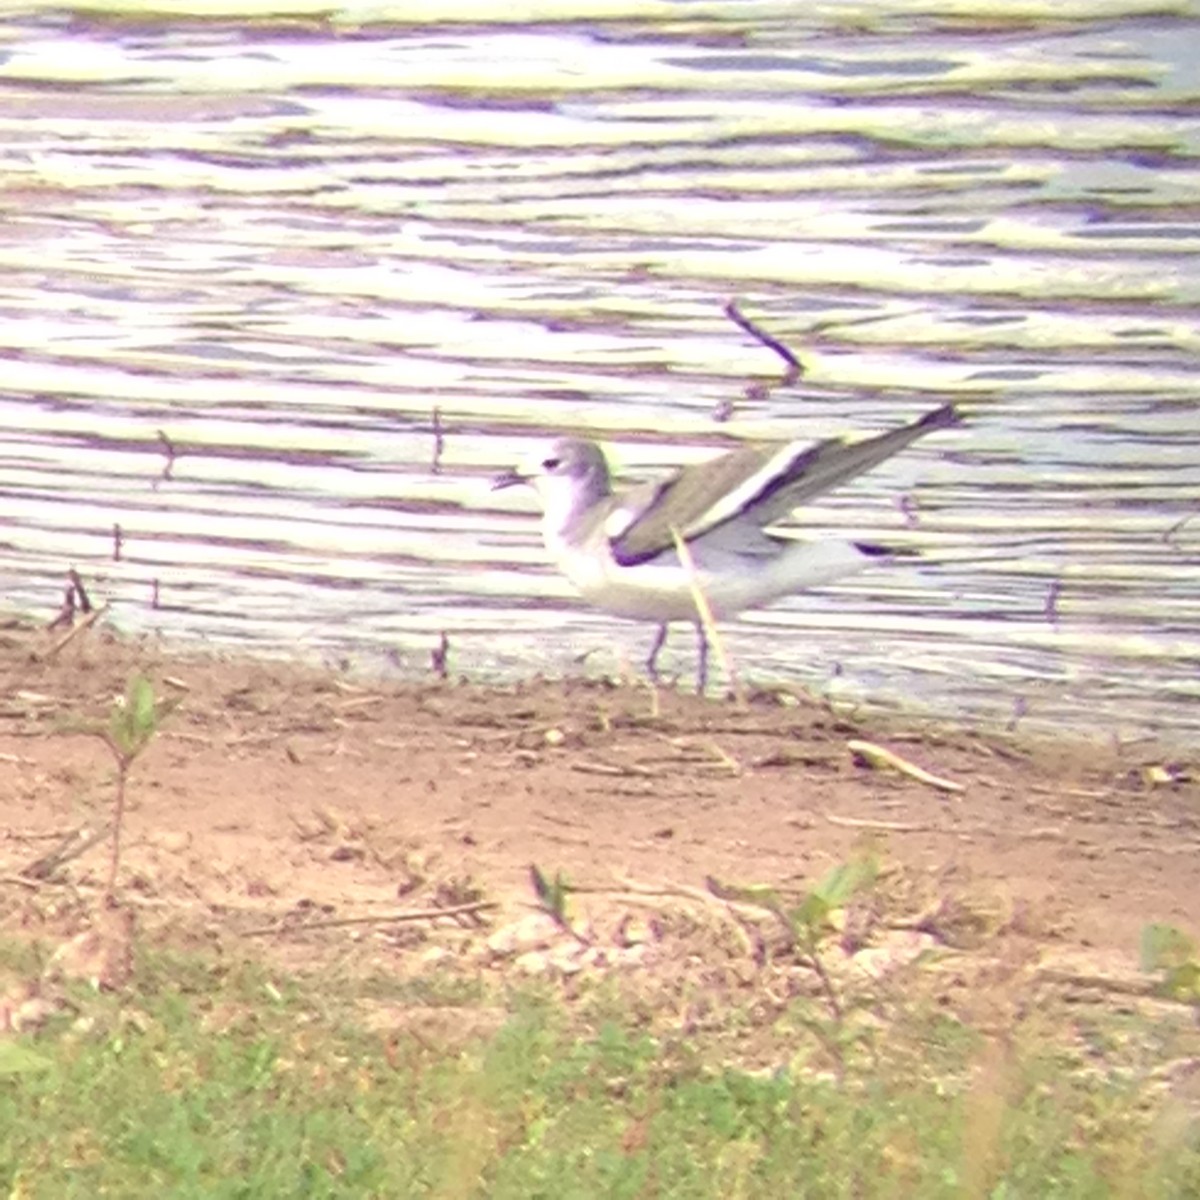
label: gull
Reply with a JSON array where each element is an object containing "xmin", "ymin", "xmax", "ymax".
[{"xmin": 493, "ymin": 402, "xmax": 961, "ymax": 690}]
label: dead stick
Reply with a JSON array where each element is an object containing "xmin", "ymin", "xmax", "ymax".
[
  {"xmin": 0, "ymin": 874, "xmax": 43, "ymax": 890},
  {"xmin": 431, "ymin": 631, "xmax": 450, "ymax": 679},
  {"xmin": 4, "ymin": 829, "xmax": 81, "ymax": 842},
  {"xmin": 1163, "ymin": 505, "xmax": 1198, "ymax": 547},
  {"xmin": 1034, "ymin": 967, "xmax": 1155, "ymax": 998},
  {"xmin": 21, "ymin": 822, "xmax": 113, "ymax": 881},
  {"xmin": 42, "ymin": 603, "xmax": 110, "ymax": 660},
  {"xmin": 68, "ymin": 568, "xmax": 93, "ymax": 613},
  {"xmin": 156, "ymin": 429, "xmax": 177, "ymax": 482},
  {"xmin": 571, "ymin": 760, "xmax": 658, "ymax": 778},
  {"xmin": 823, "ymin": 812, "xmax": 929, "ymax": 833},
  {"xmin": 608, "ymin": 876, "xmax": 768, "ymax": 959},
  {"xmin": 240, "ymin": 899, "xmax": 497, "ymax": 937},
  {"xmin": 46, "ymin": 581, "xmax": 76, "ymax": 631},
  {"xmin": 724, "ymin": 300, "xmax": 803, "ymax": 378},
  {"xmin": 431, "ymin": 407, "xmax": 445, "ymax": 475}
]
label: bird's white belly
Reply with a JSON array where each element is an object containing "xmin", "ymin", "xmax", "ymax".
[{"xmin": 549, "ymin": 534, "xmax": 875, "ymax": 623}]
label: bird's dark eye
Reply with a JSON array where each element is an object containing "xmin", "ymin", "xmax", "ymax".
[{"xmin": 542, "ymin": 456, "xmax": 561, "ymax": 472}]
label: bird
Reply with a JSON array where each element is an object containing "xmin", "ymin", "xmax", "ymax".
[{"xmin": 492, "ymin": 402, "xmax": 961, "ymax": 691}]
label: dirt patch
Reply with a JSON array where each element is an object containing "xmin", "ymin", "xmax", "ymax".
[{"xmin": 0, "ymin": 621, "xmax": 1197, "ymax": 1021}]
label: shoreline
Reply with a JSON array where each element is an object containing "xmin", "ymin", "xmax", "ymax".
[
  {"xmin": 6, "ymin": 604, "xmax": 1184, "ymax": 757},
  {"xmin": 0, "ymin": 616, "xmax": 1195, "ymax": 976}
]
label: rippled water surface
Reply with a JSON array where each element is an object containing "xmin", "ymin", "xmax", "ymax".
[{"xmin": 1, "ymin": 0, "xmax": 1198, "ymax": 740}]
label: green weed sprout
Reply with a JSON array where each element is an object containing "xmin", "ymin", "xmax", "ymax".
[
  {"xmin": 1141, "ymin": 923, "xmax": 1200, "ymax": 1007},
  {"xmin": 714, "ymin": 853, "xmax": 880, "ymax": 1072},
  {"xmin": 529, "ymin": 864, "xmax": 574, "ymax": 931},
  {"xmin": 93, "ymin": 675, "xmax": 179, "ymax": 895}
]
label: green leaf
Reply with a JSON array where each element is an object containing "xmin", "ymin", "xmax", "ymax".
[
  {"xmin": 1140, "ymin": 923, "xmax": 1197, "ymax": 972},
  {"xmin": 129, "ymin": 675, "xmax": 157, "ymax": 737},
  {"xmin": 0, "ymin": 1041, "xmax": 51, "ymax": 1076},
  {"xmin": 107, "ymin": 675, "xmax": 165, "ymax": 759},
  {"xmin": 529, "ymin": 864, "xmax": 552, "ymax": 905},
  {"xmin": 784, "ymin": 854, "xmax": 879, "ymax": 939},
  {"xmin": 789, "ymin": 893, "xmax": 831, "ymax": 933},
  {"xmin": 1160, "ymin": 962, "xmax": 1200, "ymax": 1004},
  {"xmin": 812, "ymin": 857, "xmax": 878, "ymax": 909},
  {"xmin": 529, "ymin": 864, "xmax": 570, "ymax": 919}
]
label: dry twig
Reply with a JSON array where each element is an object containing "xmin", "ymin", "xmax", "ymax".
[
  {"xmin": 724, "ymin": 299, "xmax": 803, "ymax": 382},
  {"xmin": 20, "ymin": 824, "xmax": 113, "ymax": 882},
  {"xmin": 240, "ymin": 899, "xmax": 496, "ymax": 938},
  {"xmin": 824, "ymin": 812, "xmax": 930, "ymax": 833},
  {"xmin": 847, "ymin": 739, "xmax": 965, "ymax": 794},
  {"xmin": 42, "ymin": 604, "xmax": 110, "ymax": 661}
]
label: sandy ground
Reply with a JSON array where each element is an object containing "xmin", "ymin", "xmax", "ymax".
[{"xmin": 0, "ymin": 620, "xmax": 1197, "ymax": 1024}]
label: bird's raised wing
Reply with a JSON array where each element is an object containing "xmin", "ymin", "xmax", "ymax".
[{"xmin": 610, "ymin": 403, "xmax": 960, "ymax": 567}]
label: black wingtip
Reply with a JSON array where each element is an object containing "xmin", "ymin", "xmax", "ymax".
[
  {"xmin": 918, "ymin": 402, "xmax": 963, "ymax": 432},
  {"xmin": 855, "ymin": 541, "xmax": 920, "ymax": 560}
]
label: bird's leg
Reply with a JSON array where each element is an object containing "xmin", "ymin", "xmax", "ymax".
[
  {"xmin": 645, "ymin": 623, "xmax": 669, "ymax": 683},
  {"xmin": 695, "ymin": 622, "xmax": 709, "ymax": 696}
]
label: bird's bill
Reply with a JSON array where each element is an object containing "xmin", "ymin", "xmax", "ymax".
[{"xmin": 491, "ymin": 468, "xmax": 528, "ymax": 491}]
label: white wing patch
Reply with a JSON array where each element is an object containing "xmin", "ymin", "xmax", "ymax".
[
  {"xmin": 679, "ymin": 441, "xmax": 814, "ymax": 537},
  {"xmin": 603, "ymin": 502, "xmax": 640, "ymax": 541}
]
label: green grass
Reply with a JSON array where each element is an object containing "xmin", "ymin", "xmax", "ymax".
[{"xmin": 0, "ymin": 948, "xmax": 1196, "ymax": 1199}]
